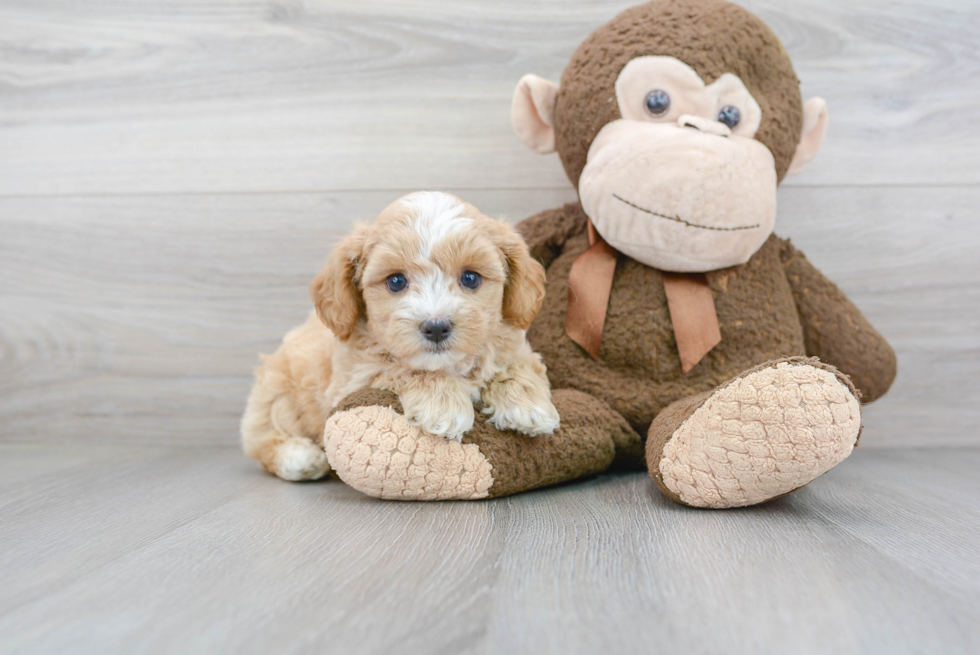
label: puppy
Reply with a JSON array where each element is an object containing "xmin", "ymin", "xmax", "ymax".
[{"xmin": 241, "ymin": 192, "xmax": 560, "ymax": 481}]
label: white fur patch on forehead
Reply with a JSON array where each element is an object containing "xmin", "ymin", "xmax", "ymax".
[{"xmin": 399, "ymin": 191, "xmax": 474, "ymax": 257}]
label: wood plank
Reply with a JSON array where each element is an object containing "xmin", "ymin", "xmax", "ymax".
[
  {"xmin": 0, "ymin": 444, "xmax": 249, "ymax": 616},
  {"xmin": 1, "ymin": 186, "xmax": 976, "ymax": 447},
  {"xmin": 0, "ymin": 444, "xmax": 977, "ymax": 653},
  {"xmin": 1, "ymin": 0, "xmax": 978, "ymax": 194},
  {"xmin": 482, "ymin": 451, "xmax": 980, "ymax": 654}
]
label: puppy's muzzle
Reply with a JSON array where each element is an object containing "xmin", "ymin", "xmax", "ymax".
[{"xmin": 420, "ymin": 318, "xmax": 453, "ymax": 344}]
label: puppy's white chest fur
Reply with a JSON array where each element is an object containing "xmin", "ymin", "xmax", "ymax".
[
  {"xmin": 323, "ymin": 328, "xmax": 558, "ymax": 442},
  {"xmin": 324, "ymin": 335, "xmax": 504, "ymax": 413}
]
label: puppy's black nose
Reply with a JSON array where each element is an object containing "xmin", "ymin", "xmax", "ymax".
[{"xmin": 420, "ymin": 318, "xmax": 452, "ymax": 344}]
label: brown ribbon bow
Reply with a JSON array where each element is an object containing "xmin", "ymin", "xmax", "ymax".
[{"xmin": 565, "ymin": 219, "xmax": 722, "ymax": 373}]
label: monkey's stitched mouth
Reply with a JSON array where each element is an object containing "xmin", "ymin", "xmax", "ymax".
[{"xmin": 612, "ymin": 194, "xmax": 760, "ymax": 232}]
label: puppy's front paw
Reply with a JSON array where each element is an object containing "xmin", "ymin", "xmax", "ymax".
[
  {"xmin": 401, "ymin": 388, "xmax": 475, "ymax": 442},
  {"xmin": 484, "ymin": 400, "xmax": 560, "ymax": 437}
]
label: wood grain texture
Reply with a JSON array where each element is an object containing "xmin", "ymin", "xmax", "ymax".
[
  {"xmin": 1, "ymin": 186, "xmax": 977, "ymax": 447},
  {"xmin": 0, "ymin": 444, "xmax": 977, "ymax": 654},
  {"xmin": 1, "ymin": 0, "xmax": 978, "ymax": 194}
]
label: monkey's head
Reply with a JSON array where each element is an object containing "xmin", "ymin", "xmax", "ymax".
[{"xmin": 512, "ymin": 0, "xmax": 828, "ymax": 272}]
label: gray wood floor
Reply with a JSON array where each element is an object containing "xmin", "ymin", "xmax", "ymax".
[
  {"xmin": 2, "ymin": 0, "xmax": 979, "ymax": 653},
  {"xmin": 1, "ymin": 444, "xmax": 978, "ymax": 655}
]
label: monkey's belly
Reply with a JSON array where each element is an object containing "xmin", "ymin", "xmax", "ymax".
[{"xmin": 527, "ymin": 233, "xmax": 807, "ymax": 433}]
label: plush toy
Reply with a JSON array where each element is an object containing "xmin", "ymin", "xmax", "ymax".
[{"xmin": 322, "ymin": 0, "xmax": 896, "ymax": 507}]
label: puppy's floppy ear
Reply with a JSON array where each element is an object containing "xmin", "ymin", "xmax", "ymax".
[
  {"xmin": 492, "ymin": 220, "xmax": 547, "ymax": 330},
  {"xmin": 309, "ymin": 226, "xmax": 367, "ymax": 340}
]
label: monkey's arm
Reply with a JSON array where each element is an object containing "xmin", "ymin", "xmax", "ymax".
[
  {"xmin": 515, "ymin": 202, "xmax": 588, "ymax": 269},
  {"xmin": 779, "ymin": 239, "xmax": 897, "ymax": 403}
]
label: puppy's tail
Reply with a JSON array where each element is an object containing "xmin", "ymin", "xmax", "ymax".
[{"xmin": 240, "ymin": 362, "xmax": 332, "ymax": 482}]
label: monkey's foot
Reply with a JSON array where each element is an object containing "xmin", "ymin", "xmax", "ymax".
[
  {"xmin": 647, "ymin": 357, "xmax": 862, "ymax": 509},
  {"xmin": 324, "ymin": 390, "xmax": 494, "ymax": 500},
  {"xmin": 323, "ymin": 388, "xmax": 632, "ymax": 500}
]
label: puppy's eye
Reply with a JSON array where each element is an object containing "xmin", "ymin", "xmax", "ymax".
[
  {"xmin": 386, "ymin": 273, "xmax": 407, "ymax": 293},
  {"xmin": 459, "ymin": 270, "xmax": 482, "ymax": 290}
]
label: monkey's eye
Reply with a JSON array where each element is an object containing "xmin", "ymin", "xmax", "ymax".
[
  {"xmin": 644, "ymin": 89, "xmax": 671, "ymax": 117},
  {"xmin": 459, "ymin": 270, "xmax": 482, "ymax": 290},
  {"xmin": 717, "ymin": 105, "xmax": 741, "ymax": 128},
  {"xmin": 386, "ymin": 273, "xmax": 408, "ymax": 293}
]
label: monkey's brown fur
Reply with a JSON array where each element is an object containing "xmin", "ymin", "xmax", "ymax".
[{"xmin": 522, "ymin": 204, "xmax": 896, "ymax": 438}]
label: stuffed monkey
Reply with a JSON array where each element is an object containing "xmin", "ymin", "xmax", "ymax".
[{"xmin": 322, "ymin": 0, "xmax": 896, "ymax": 508}]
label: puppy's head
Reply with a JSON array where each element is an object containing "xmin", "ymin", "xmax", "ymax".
[{"xmin": 310, "ymin": 192, "xmax": 546, "ymax": 370}]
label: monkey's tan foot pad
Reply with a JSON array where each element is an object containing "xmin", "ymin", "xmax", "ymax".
[
  {"xmin": 648, "ymin": 358, "xmax": 862, "ymax": 509},
  {"xmin": 324, "ymin": 388, "xmax": 626, "ymax": 500},
  {"xmin": 324, "ymin": 403, "xmax": 494, "ymax": 501}
]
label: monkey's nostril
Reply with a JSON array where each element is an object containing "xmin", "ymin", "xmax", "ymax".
[
  {"xmin": 678, "ymin": 114, "xmax": 731, "ymax": 137},
  {"xmin": 678, "ymin": 115, "xmax": 703, "ymax": 131},
  {"xmin": 420, "ymin": 318, "xmax": 453, "ymax": 344}
]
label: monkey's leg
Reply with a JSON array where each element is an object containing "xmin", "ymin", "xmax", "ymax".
[
  {"xmin": 647, "ymin": 357, "xmax": 862, "ymax": 509},
  {"xmin": 322, "ymin": 388, "xmax": 639, "ymax": 500}
]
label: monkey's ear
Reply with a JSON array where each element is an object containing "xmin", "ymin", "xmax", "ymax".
[
  {"xmin": 512, "ymin": 74, "xmax": 559, "ymax": 154},
  {"xmin": 309, "ymin": 227, "xmax": 367, "ymax": 340},
  {"xmin": 787, "ymin": 97, "xmax": 829, "ymax": 176}
]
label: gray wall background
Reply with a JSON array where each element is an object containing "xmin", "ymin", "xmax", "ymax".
[{"xmin": 1, "ymin": 0, "xmax": 977, "ymax": 448}]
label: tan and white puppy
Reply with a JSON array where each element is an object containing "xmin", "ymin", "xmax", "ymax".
[{"xmin": 241, "ymin": 192, "xmax": 559, "ymax": 481}]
